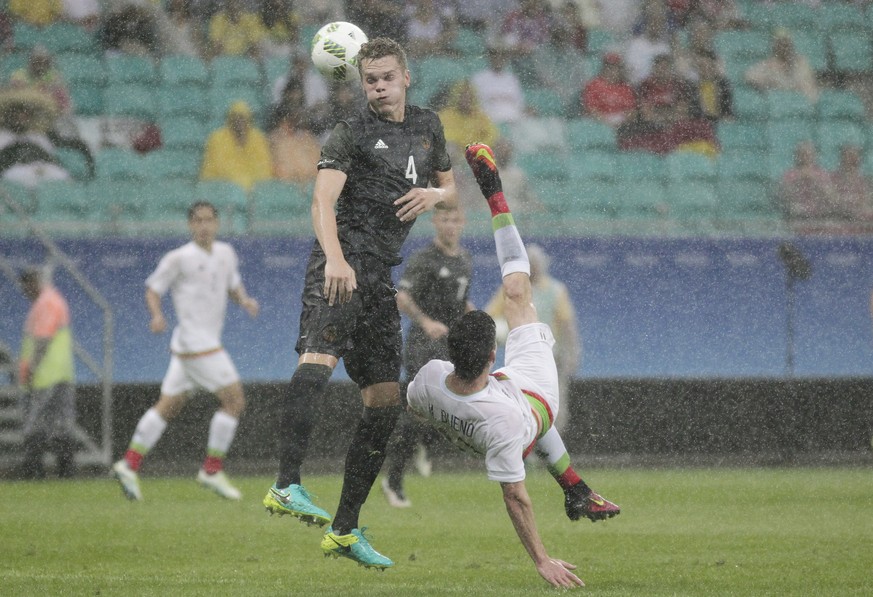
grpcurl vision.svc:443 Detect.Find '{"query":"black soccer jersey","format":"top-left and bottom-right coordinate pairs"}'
top-left (317, 104), bottom-right (452, 266)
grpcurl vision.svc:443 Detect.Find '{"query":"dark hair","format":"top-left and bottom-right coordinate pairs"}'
top-left (448, 311), bottom-right (496, 381)
top-left (357, 37), bottom-right (408, 73)
top-left (188, 201), bottom-right (218, 220)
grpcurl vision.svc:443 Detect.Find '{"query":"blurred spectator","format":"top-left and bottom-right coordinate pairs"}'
top-left (9, 0), bottom-right (62, 28)
top-left (268, 87), bottom-right (320, 184)
top-left (159, 0), bottom-right (204, 58)
top-left (438, 79), bottom-right (500, 153)
top-left (553, 1), bottom-right (589, 51)
top-left (624, 1), bottom-right (672, 85)
top-left (778, 140), bottom-right (837, 223)
top-left (500, 0), bottom-right (554, 57)
top-left (689, 51), bottom-right (733, 123)
top-left (637, 53), bottom-right (692, 120)
top-left (9, 46), bottom-right (73, 121)
top-left (470, 44), bottom-right (526, 124)
top-left (259, 0), bottom-right (300, 59)
top-left (0, 88), bottom-right (71, 188)
top-left (492, 136), bottom-right (545, 215)
top-left (270, 52), bottom-right (330, 113)
top-left (744, 28), bottom-right (819, 103)
top-left (685, 0), bottom-right (746, 31)
top-left (530, 8), bottom-right (589, 114)
top-left (200, 100), bottom-right (272, 192)
top-left (674, 19), bottom-right (725, 81)
top-left (207, 0), bottom-right (265, 59)
top-left (62, 0), bottom-right (101, 30)
top-left (404, 0), bottom-right (457, 59)
top-left (485, 243), bottom-right (580, 431)
top-left (98, 4), bottom-right (160, 57)
top-left (345, 0), bottom-right (406, 42)
top-left (582, 52), bottom-right (637, 127)
top-left (0, 12), bottom-right (11, 55)
top-left (829, 144), bottom-right (873, 222)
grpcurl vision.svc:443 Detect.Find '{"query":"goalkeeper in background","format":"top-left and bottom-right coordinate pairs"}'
top-left (407, 142), bottom-right (620, 589)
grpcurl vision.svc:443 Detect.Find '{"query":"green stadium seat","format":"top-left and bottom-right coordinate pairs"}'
top-left (732, 88), bottom-right (769, 121)
top-left (57, 54), bottom-right (106, 85)
top-left (106, 55), bottom-right (157, 85)
top-left (452, 27), bottom-right (486, 57)
top-left (249, 180), bottom-right (312, 234)
top-left (0, 51), bottom-right (27, 81)
top-left (766, 90), bottom-right (815, 121)
top-left (717, 150), bottom-right (770, 182)
top-left (568, 149), bottom-right (616, 181)
top-left (716, 179), bottom-right (778, 220)
top-left (41, 22), bottom-right (96, 54)
top-left (160, 117), bottom-right (209, 150)
top-left (613, 152), bottom-right (665, 181)
top-left (525, 88), bottom-right (565, 117)
top-left (791, 31), bottom-right (828, 72)
top-left (612, 181), bottom-right (667, 220)
top-left (56, 147), bottom-right (92, 180)
top-left (718, 122), bottom-right (767, 151)
top-left (94, 148), bottom-right (147, 180)
top-left (34, 181), bottom-right (101, 234)
top-left (137, 179), bottom-right (197, 234)
top-left (160, 55), bottom-right (209, 87)
top-left (565, 118), bottom-right (616, 151)
top-left (156, 85), bottom-right (209, 120)
top-left (830, 32), bottom-right (873, 73)
top-left (68, 83), bottom-right (104, 116)
top-left (144, 149), bottom-right (202, 180)
top-left (207, 86), bottom-right (264, 124)
top-left (665, 151), bottom-right (716, 181)
top-left (765, 3), bottom-right (817, 31)
top-left (766, 121), bottom-right (815, 165)
top-left (817, 90), bottom-right (866, 121)
top-left (586, 29), bottom-right (614, 56)
top-left (713, 30), bottom-right (771, 62)
top-left (816, 122), bottom-right (865, 168)
top-left (0, 181), bottom-right (36, 214)
top-left (88, 179), bottom-right (150, 233)
top-left (210, 56), bottom-right (262, 88)
top-left (665, 181), bottom-right (717, 219)
top-left (103, 83), bottom-right (157, 120)
top-left (264, 56), bottom-right (290, 88)
top-left (12, 22), bottom-right (42, 50)
top-left (194, 180), bottom-right (248, 214)
top-left (818, 4), bottom-right (866, 32)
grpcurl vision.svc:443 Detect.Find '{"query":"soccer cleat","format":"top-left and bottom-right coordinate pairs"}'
top-left (321, 526), bottom-right (394, 570)
top-left (263, 483), bottom-right (331, 527)
top-left (464, 142), bottom-right (503, 199)
top-left (380, 477), bottom-right (412, 508)
top-left (111, 459), bottom-right (143, 501)
top-left (197, 469), bottom-right (242, 500)
top-left (565, 487), bottom-right (621, 522)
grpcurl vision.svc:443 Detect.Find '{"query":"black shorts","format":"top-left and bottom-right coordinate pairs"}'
top-left (296, 250), bottom-right (402, 389)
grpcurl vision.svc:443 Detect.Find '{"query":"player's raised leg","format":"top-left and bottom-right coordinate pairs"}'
top-left (196, 381), bottom-right (245, 500)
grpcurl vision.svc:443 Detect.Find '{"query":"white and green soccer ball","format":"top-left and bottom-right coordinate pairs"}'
top-left (310, 21), bottom-right (369, 81)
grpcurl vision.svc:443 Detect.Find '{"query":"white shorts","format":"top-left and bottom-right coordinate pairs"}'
top-left (160, 349), bottom-right (240, 396)
top-left (503, 322), bottom-right (560, 414)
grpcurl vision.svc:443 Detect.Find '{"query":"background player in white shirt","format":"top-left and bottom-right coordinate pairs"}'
top-left (407, 143), bottom-right (619, 589)
top-left (112, 201), bottom-right (259, 501)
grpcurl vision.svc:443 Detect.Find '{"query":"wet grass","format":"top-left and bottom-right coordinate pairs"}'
top-left (1, 467), bottom-right (871, 596)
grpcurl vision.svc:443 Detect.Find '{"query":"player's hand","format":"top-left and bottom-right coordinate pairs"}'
top-left (535, 558), bottom-right (585, 589)
top-left (465, 142), bottom-right (503, 199)
top-left (394, 187), bottom-right (443, 223)
top-left (324, 256), bottom-right (357, 306)
top-left (421, 318), bottom-right (449, 340)
top-left (150, 314), bottom-right (167, 334)
top-left (242, 297), bottom-right (260, 318)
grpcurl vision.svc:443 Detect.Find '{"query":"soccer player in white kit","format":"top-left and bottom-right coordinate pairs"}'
top-left (112, 201), bottom-right (259, 501)
top-left (407, 144), bottom-right (619, 589)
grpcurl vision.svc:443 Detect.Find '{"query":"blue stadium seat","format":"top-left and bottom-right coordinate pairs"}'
top-left (160, 55), bottom-right (209, 87)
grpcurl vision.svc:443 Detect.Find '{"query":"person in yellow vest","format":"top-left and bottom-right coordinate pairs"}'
top-left (200, 100), bottom-right (272, 192)
top-left (17, 268), bottom-right (76, 479)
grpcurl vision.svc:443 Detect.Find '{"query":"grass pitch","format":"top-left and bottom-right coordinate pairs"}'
top-left (1, 467), bottom-right (871, 596)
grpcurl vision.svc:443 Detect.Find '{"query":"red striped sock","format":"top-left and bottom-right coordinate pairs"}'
top-left (203, 455), bottom-right (223, 475)
top-left (124, 449), bottom-right (144, 472)
top-left (487, 191), bottom-right (510, 217)
top-left (556, 467), bottom-right (583, 491)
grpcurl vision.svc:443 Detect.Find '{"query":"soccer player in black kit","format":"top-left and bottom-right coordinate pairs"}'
top-left (381, 204), bottom-right (474, 508)
top-left (263, 37), bottom-right (457, 569)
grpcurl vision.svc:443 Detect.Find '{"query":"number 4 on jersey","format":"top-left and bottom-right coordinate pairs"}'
top-left (405, 155), bottom-right (417, 185)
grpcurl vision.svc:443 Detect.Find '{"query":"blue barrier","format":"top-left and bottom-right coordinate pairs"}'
top-left (2, 236), bottom-right (872, 381)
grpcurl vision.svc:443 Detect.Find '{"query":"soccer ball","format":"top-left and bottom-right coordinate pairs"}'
top-left (310, 21), bottom-right (368, 82)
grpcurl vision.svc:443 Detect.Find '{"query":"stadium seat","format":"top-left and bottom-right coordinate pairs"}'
top-left (159, 117), bottom-right (209, 150)
top-left (155, 85), bottom-right (209, 120)
top-left (716, 179), bottom-right (778, 220)
top-left (565, 118), bottom-right (616, 151)
top-left (106, 55), bottom-right (157, 85)
top-left (665, 152), bottom-right (716, 181)
top-left (69, 83), bottom-right (104, 116)
top-left (210, 56), bottom-right (262, 88)
top-left (613, 152), bottom-right (665, 182)
top-left (207, 86), bottom-right (264, 124)
top-left (0, 181), bottom-right (36, 214)
top-left (517, 151), bottom-right (569, 182)
top-left (766, 121), bottom-right (815, 166)
top-left (568, 149), bottom-right (616, 181)
top-left (57, 54), bottom-right (106, 86)
top-left (194, 180), bottom-right (248, 217)
top-left (525, 88), bottom-right (565, 118)
top-left (816, 122), bottom-right (865, 168)
top-left (766, 90), bottom-right (815, 121)
top-left (34, 181), bottom-right (101, 234)
top-left (144, 148), bottom-right (202, 180)
top-left (56, 147), bottom-right (92, 181)
top-left (718, 122), bottom-right (767, 151)
top-left (137, 179), bottom-right (198, 234)
top-left (452, 27), bottom-right (486, 57)
top-left (0, 51), bottom-right (27, 81)
top-left (586, 29), bottom-right (614, 57)
top-left (732, 88), bottom-right (769, 121)
top-left (791, 31), bottom-right (828, 72)
top-left (94, 148), bottom-right (147, 180)
top-left (41, 22), bottom-right (96, 54)
top-left (160, 55), bottom-right (209, 87)
top-left (817, 90), bottom-right (867, 121)
top-left (249, 180), bottom-right (312, 234)
top-left (764, 3), bottom-right (817, 32)
top-left (88, 179), bottom-right (150, 233)
top-left (665, 181), bottom-right (717, 220)
top-left (818, 4), bottom-right (865, 32)
top-left (11, 22), bottom-right (42, 50)
top-left (103, 83), bottom-right (157, 120)
top-left (717, 150), bottom-right (770, 182)
top-left (713, 30), bottom-right (771, 63)
top-left (264, 56), bottom-right (289, 89)
top-left (612, 181), bottom-right (667, 220)
top-left (829, 32), bottom-right (873, 73)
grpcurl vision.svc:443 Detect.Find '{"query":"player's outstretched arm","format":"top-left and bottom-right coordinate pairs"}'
top-left (501, 481), bottom-right (585, 589)
top-left (312, 168), bottom-right (356, 306)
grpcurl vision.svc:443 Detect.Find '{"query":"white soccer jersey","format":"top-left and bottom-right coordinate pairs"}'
top-left (146, 241), bottom-right (242, 354)
top-left (407, 360), bottom-right (539, 483)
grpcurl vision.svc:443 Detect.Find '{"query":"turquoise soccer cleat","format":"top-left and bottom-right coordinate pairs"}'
top-left (321, 526), bottom-right (394, 570)
top-left (263, 483), bottom-right (331, 527)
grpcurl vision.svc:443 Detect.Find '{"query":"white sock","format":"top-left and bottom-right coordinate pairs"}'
top-left (130, 407), bottom-right (167, 454)
top-left (492, 215), bottom-right (530, 278)
top-left (533, 426), bottom-right (568, 467)
top-left (206, 410), bottom-right (239, 457)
